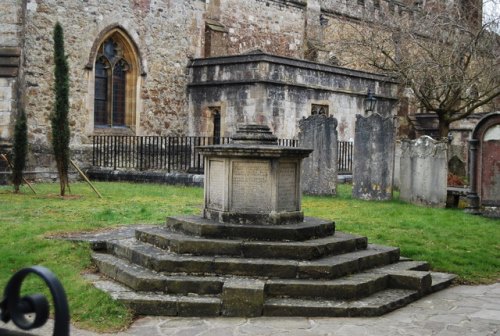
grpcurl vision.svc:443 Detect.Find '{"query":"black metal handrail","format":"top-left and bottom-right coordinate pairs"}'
top-left (1, 266), bottom-right (70, 336)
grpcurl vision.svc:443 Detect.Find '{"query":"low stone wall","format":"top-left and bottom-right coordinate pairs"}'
top-left (399, 136), bottom-right (448, 207)
top-left (86, 168), bottom-right (204, 187)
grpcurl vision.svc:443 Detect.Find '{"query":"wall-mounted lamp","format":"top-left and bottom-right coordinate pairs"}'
top-left (320, 14), bottom-right (329, 26)
top-left (364, 89), bottom-right (377, 113)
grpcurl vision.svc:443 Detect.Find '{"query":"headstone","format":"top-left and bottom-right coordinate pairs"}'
top-left (352, 113), bottom-right (394, 200)
top-left (298, 115), bottom-right (338, 195)
top-left (399, 136), bottom-right (448, 207)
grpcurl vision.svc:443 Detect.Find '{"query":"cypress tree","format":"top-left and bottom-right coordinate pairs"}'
top-left (12, 109), bottom-right (27, 193)
top-left (52, 22), bottom-right (70, 196)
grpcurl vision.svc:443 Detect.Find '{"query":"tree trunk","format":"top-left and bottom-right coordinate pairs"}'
top-left (438, 120), bottom-right (450, 139)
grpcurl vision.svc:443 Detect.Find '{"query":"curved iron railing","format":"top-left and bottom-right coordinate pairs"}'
top-left (1, 266), bottom-right (70, 336)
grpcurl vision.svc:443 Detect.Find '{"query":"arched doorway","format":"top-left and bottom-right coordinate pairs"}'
top-left (468, 112), bottom-right (500, 213)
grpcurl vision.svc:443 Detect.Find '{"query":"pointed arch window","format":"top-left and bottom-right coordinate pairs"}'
top-left (94, 37), bottom-right (131, 128)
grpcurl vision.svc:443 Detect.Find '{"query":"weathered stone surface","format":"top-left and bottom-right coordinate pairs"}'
top-left (299, 115), bottom-right (338, 195)
top-left (222, 279), bottom-right (265, 317)
top-left (165, 215), bottom-right (335, 241)
top-left (188, 52), bottom-right (398, 142)
top-left (352, 113), bottom-right (395, 201)
top-left (199, 125), bottom-right (312, 225)
top-left (136, 226), bottom-right (363, 260)
top-left (399, 136), bottom-right (448, 207)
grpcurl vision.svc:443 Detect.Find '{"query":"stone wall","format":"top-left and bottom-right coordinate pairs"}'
top-left (3, 0), bottom-right (478, 177)
top-left (352, 113), bottom-right (395, 200)
top-left (0, 0), bottom-right (24, 146)
top-left (298, 114), bottom-right (338, 195)
top-left (399, 136), bottom-right (448, 207)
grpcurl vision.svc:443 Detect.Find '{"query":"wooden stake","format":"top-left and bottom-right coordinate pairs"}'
top-left (0, 153), bottom-right (37, 194)
top-left (70, 159), bottom-right (102, 198)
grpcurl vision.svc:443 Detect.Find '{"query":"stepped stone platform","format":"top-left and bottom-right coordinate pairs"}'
top-left (75, 125), bottom-right (455, 317)
top-left (72, 220), bottom-right (456, 318)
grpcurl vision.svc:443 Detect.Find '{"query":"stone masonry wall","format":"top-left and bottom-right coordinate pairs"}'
top-left (6, 0), bottom-right (470, 176)
top-left (0, 0), bottom-right (24, 145)
top-left (18, 0), bottom-right (206, 174)
top-left (188, 52), bottom-right (398, 141)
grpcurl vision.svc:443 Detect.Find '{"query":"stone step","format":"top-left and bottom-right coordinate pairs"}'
top-left (263, 288), bottom-right (419, 317)
top-left (266, 262), bottom-right (435, 300)
top-left (92, 252), bottom-right (224, 295)
top-left (93, 252), bottom-right (424, 299)
top-left (92, 278), bottom-right (222, 317)
top-left (165, 215), bottom-right (335, 241)
top-left (106, 238), bottom-right (400, 280)
top-left (90, 266), bottom-right (454, 317)
top-left (429, 272), bottom-right (457, 293)
top-left (136, 227), bottom-right (367, 260)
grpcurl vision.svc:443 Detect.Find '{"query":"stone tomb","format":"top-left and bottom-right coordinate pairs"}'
top-left (199, 124), bottom-right (312, 225)
top-left (86, 124), bottom-right (456, 318)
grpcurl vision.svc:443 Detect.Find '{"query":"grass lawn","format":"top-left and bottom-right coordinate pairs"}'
top-left (0, 181), bottom-right (498, 332)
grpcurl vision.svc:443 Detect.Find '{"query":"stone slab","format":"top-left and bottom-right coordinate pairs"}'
top-left (222, 279), bottom-right (265, 317)
top-left (165, 215), bottom-right (335, 241)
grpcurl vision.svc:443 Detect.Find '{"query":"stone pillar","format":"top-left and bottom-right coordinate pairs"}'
top-left (465, 139), bottom-right (481, 214)
top-left (399, 136), bottom-right (448, 207)
top-left (299, 115), bottom-right (338, 195)
top-left (352, 113), bottom-right (395, 200)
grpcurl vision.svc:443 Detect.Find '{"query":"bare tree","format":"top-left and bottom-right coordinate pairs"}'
top-left (330, 0), bottom-right (500, 138)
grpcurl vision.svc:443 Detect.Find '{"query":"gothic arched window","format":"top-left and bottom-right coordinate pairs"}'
top-left (94, 36), bottom-right (132, 128)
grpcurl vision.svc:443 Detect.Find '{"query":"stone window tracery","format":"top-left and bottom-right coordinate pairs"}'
top-left (92, 30), bottom-right (139, 131)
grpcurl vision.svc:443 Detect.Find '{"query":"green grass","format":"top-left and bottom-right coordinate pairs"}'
top-left (0, 182), bottom-right (498, 331)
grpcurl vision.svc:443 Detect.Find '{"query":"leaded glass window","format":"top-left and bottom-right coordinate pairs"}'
top-left (94, 37), bottom-right (130, 128)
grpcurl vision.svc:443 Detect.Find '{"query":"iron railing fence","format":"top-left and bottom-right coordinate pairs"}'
top-left (92, 135), bottom-right (353, 174)
top-left (337, 140), bottom-right (354, 174)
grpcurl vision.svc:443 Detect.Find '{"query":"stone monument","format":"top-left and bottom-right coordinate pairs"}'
top-left (198, 124), bottom-right (313, 225)
top-left (86, 123), bottom-right (456, 318)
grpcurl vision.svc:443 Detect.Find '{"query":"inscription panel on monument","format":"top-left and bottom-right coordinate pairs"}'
top-left (208, 159), bottom-right (225, 210)
top-left (278, 162), bottom-right (297, 211)
top-left (231, 160), bottom-right (272, 213)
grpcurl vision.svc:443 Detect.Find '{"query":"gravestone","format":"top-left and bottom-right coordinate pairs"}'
top-left (399, 136), bottom-right (448, 207)
top-left (352, 113), bottom-right (394, 200)
top-left (298, 115), bottom-right (338, 195)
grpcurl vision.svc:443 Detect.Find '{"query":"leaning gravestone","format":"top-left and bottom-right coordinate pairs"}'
top-left (298, 115), bottom-right (338, 195)
top-left (399, 136), bottom-right (448, 207)
top-left (352, 113), bottom-right (395, 200)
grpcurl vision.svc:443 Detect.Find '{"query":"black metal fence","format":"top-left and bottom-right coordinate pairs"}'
top-left (92, 135), bottom-right (353, 174)
top-left (338, 140), bottom-right (354, 174)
